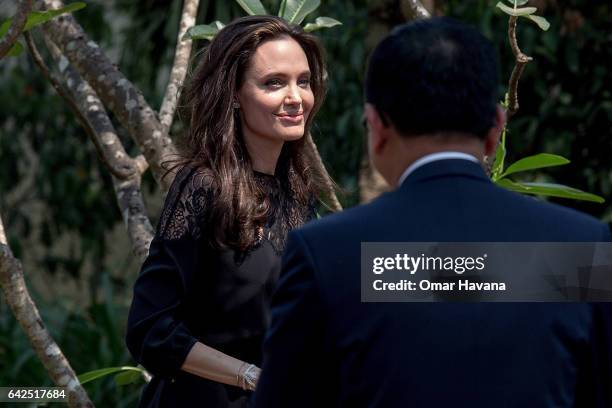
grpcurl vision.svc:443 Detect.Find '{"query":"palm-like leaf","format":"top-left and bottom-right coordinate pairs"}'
top-left (235, 0), bottom-right (267, 16)
top-left (280, 0), bottom-right (321, 24)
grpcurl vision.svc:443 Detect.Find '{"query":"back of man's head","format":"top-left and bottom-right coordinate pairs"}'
top-left (365, 17), bottom-right (499, 139)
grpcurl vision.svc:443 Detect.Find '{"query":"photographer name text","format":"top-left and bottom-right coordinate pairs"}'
top-left (371, 253), bottom-right (506, 292)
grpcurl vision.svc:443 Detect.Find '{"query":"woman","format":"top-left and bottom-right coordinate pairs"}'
top-left (126, 15), bottom-right (331, 407)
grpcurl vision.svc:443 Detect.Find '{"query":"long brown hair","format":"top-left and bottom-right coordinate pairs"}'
top-left (167, 15), bottom-right (329, 251)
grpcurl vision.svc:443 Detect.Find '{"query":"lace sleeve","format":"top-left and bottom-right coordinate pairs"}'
top-left (157, 166), bottom-right (214, 241)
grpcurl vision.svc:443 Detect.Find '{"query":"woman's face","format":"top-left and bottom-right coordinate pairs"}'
top-left (237, 36), bottom-right (314, 147)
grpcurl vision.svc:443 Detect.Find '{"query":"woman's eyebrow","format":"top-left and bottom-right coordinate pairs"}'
top-left (260, 72), bottom-right (288, 78)
top-left (259, 70), bottom-right (311, 78)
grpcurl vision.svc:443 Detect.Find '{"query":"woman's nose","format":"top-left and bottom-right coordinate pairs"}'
top-left (284, 84), bottom-right (302, 105)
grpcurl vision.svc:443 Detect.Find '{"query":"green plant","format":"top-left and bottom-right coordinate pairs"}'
top-left (495, 0), bottom-right (550, 30)
top-left (0, 2), bottom-right (86, 57)
top-left (183, 0), bottom-right (342, 41)
top-left (491, 0), bottom-right (604, 204)
top-left (79, 365), bottom-right (148, 386)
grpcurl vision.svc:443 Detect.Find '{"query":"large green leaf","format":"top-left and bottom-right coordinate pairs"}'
top-left (501, 153), bottom-right (570, 178)
top-left (495, 2), bottom-right (537, 16)
top-left (182, 21), bottom-right (224, 41)
top-left (303, 16), bottom-right (342, 32)
top-left (114, 369), bottom-right (144, 386)
top-left (0, 2), bottom-right (86, 38)
top-left (235, 0), bottom-right (267, 16)
top-left (78, 366), bottom-right (144, 385)
top-left (278, 0), bottom-right (287, 17)
top-left (496, 179), bottom-right (605, 203)
top-left (523, 14), bottom-right (551, 31)
top-left (280, 0), bottom-right (321, 25)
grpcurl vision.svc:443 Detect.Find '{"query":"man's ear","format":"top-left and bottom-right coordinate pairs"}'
top-left (365, 103), bottom-right (389, 154)
top-left (484, 104), bottom-right (506, 157)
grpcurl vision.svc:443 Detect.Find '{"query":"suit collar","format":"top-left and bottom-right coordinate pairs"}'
top-left (399, 158), bottom-right (490, 190)
top-left (397, 152), bottom-right (479, 186)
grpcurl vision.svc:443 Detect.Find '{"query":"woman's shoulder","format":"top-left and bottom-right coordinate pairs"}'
top-left (157, 164), bottom-right (216, 241)
top-left (170, 164), bottom-right (216, 195)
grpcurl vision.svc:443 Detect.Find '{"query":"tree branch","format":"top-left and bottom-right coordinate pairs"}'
top-left (0, 216), bottom-right (94, 407)
top-left (507, 16), bottom-right (532, 120)
top-left (0, 0), bottom-right (33, 58)
top-left (159, 0), bottom-right (200, 135)
top-left (401, 0), bottom-right (431, 20)
top-left (112, 176), bottom-right (154, 263)
top-left (26, 31), bottom-right (138, 180)
top-left (40, 33), bottom-right (155, 260)
top-left (485, 15), bottom-right (533, 175)
top-left (39, 0), bottom-right (177, 191)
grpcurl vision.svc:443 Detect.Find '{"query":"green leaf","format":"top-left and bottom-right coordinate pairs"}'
top-left (78, 366), bottom-right (144, 385)
top-left (278, 0), bottom-right (287, 17)
top-left (182, 22), bottom-right (223, 41)
top-left (0, 21), bottom-right (10, 38)
top-left (523, 14), bottom-right (550, 31)
top-left (491, 127), bottom-right (507, 181)
top-left (303, 16), bottom-right (342, 32)
top-left (495, 2), bottom-right (537, 16)
top-left (505, 0), bottom-right (529, 5)
top-left (280, 0), bottom-right (321, 25)
top-left (501, 153), bottom-right (570, 178)
top-left (0, 2), bottom-right (87, 38)
top-left (235, 0), bottom-right (267, 16)
top-left (6, 41), bottom-right (23, 57)
top-left (114, 370), bottom-right (144, 386)
top-left (496, 179), bottom-right (605, 203)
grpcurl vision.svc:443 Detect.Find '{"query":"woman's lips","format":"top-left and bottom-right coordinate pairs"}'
top-left (275, 113), bottom-right (304, 124)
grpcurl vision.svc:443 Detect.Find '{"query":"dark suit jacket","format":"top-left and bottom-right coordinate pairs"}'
top-left (253, 159), bottom-right (612, 408)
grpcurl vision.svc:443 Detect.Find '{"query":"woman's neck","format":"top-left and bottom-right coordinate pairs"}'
top-left (245, 137), bottom-right (284, 175)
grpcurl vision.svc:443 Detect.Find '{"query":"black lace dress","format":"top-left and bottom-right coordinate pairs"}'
top-left (126, 165), bottom-right (314, 407)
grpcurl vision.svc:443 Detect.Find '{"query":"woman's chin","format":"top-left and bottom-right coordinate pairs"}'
top-left (278, 128), bottom-right (306, 141)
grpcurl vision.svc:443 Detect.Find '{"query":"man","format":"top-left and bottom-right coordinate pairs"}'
top-left (253, 18), bottom-right (611, 407)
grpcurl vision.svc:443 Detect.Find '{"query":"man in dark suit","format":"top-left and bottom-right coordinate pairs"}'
top-left (253, 17), bottom-right (612, 407)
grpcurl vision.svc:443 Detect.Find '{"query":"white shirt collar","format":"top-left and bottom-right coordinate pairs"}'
top-left (397, 151), bottom-right (480, 187)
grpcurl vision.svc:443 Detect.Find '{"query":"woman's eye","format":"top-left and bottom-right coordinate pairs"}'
top-left (298, 78), bottom-right (311, 87)
top-left (265, 79), bottom-right (283, 87)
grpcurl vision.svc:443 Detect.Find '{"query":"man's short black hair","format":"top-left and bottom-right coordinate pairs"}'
top-left (365, 17), bottom-right (499, 139)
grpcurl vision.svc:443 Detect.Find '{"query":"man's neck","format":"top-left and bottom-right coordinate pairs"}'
top-left (388, 134), bottom-right (486, 186)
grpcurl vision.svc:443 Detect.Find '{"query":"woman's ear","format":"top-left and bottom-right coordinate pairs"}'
top-left (365, 103), bottom-right (389, 155)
